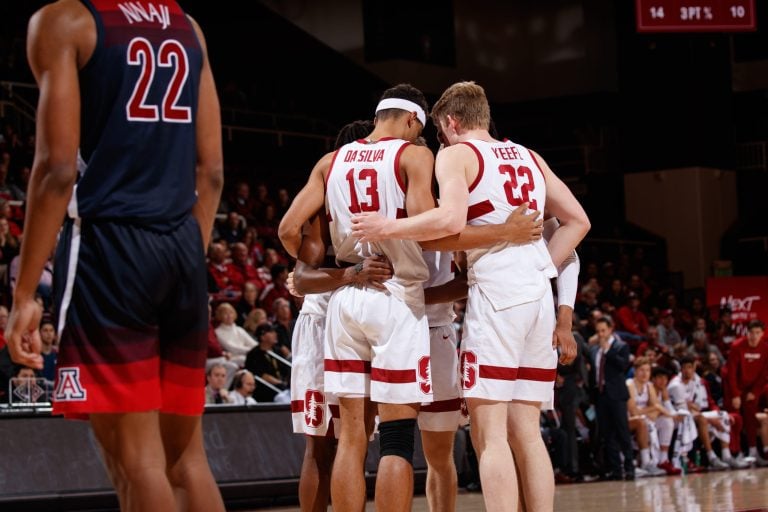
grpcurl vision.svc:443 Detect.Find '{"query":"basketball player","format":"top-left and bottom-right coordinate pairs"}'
top-left (351, 81), bottom-right (590, 512)
top-left (6, 2), bottom-right (224, 511)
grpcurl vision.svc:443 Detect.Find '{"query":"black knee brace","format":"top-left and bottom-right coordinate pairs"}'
top-left (378, 418), bottom-right (416, 465)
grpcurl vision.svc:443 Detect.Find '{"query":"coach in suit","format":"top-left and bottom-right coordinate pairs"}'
top-left (590, 316), bottom-right (634, 480)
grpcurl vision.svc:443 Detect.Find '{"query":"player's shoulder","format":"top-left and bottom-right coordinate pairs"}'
top-left (32, 0), bottom-right (89, 27)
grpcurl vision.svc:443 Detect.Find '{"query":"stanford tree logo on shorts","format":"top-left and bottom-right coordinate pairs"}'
top-left (461, 351), bottom-right (478, 390)
top-left (54, 367), bottom-right (87, 401)
top-left (418, 356), bottom-right (432, 394)
top-left (304, 389), bottom-right (325, 428)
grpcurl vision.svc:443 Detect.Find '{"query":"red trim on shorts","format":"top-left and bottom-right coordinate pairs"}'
top-left (393, 142), bottom-right (411, 194)
top-left (479, 365), bottom-right (556, 382)
top-left (291, 400), bottom-right (304, 413)
top-left (371, 367), bottom-right (416, 383)
top-left (329, 404), bottom-right (340, 418)
top-left (420, 397), bottom-right (461, 413)
top-left (324, 359), bottom-right (371, 374)
top-left (467, 199), bottom-right (495, 221)
top-left (461, 142), bottom-right (484, 192)
top-left (396, 207), bottom-right (407, 219)
top-left (324, 149), bottom-right (341, 189)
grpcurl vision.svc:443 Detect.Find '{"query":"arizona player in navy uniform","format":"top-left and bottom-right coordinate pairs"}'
top-left (6, 1), bottom-right (225, 510)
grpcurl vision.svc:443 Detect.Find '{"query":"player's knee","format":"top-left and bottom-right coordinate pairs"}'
top-left (379, 418), bottom-right (417, 466)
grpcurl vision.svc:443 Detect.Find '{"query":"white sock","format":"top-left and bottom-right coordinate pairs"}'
top-left (640, 448), bottom-right (651, 467)
top-left (659, 449), bottom-right (669, 463)
top-left (707, 450), bottom-right (717, 462)
top-left (749, 446), bottom-right (758, 458)
top-left (721, 449), bottom-right (732, 461)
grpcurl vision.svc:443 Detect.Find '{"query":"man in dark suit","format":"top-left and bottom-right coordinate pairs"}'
top-left (590, 316), bottom-right (634, 480)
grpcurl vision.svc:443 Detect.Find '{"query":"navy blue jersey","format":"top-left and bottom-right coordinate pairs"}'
top-left (75, 0), bottom-right (202, 227)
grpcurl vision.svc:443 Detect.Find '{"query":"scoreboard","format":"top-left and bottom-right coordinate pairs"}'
top-left (636, 0), bottom-right (756, 32)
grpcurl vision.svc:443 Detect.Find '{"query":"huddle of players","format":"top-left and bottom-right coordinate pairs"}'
top-left (278, 82), bottom-right (590, 512)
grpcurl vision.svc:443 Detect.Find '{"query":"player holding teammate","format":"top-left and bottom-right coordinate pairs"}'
top-left (6, 1), bottom-right (224, 510)
top-left (352, 81), bottom-right (590, 511)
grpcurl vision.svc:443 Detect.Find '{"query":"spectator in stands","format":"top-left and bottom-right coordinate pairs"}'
top-left (625, 357), bottom-right (665, 476)
top-left (245, 324), bottom-right (289, 403)
top-left (229, 242), bottom-right (265, 293)
top-left (714, 307), bottom-right (738, 355)
top-left (589, 316), bottom-right (634, 480)
top-left (0, 216), bottom-right (19, 271)
top-left (0, 198), bottom-right (22, 236)
top-left (649, 367), bottom-right (682, 475)
top-left (221, 211), bottom-right (245, 245)
top-left (206, 305), bottom-right (238, 389)
top-left (0, 152), bottom-right (26, 204)
top-left (600, 278), bottom-right (625, 313)
top-left (257, 247), bottom-right (280, 285)
top-left (669, 357), bottom-right (731, 470)
top-left (275, 187), bottom-right (291, 218)
top-left (253, 183), bottom-right (273, 222)
top-left (627, 273), bottom-right (651, 302)
top-left (229, 369), bottom-right (257, 405)
top-left (615, 291), bottom-right (649, 347)
top-left (261, 264), bottom-right (291, 316)
top-left (726, 319), bottom-right (768, 463)
top-left (686, 329), bottom-right (724, 364)
top-left (39, 320), bottom-right (57, 385)
top-left (689, 297), bottom-right (714, 332)
top-left (10, 365), bottom-right (44, 403)
top-left (657, 309), bottom-right (682, 348)
top-left (230, 182), bottom-right (257, 224)
top-left (205, 364), bottom-right (234, 405)
top-left (242, 226), bottom-right (265, 267)
top-left (207, 242), bottom-right (234, 294)
top-left (243, 307), bottom-right (269, 338)
top-left (257, 203), bottom-right (280, 241)
top-left (663, 292), bottom-right (693, 339)
top-left (9, 254), bottom-right (54, 310)
top-left (271, 297), bottom-right (294, 359)
top-left (214, 302), bottom-right (258, 367)
top-left (236, 282), bottom-right (261, 325)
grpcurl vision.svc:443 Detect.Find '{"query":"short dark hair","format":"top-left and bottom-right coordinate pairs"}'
top-left (651, 366), bottom-right (670, 379)
top-left (596, 315), bottom-right (613, 328)
top-left (271, 263), bottom-right (287, 280)
top-left (334, 120), bottom-right (374, 149)
top-left (376, 83), bottom-right (428, 124)
top-left (679, 356), bottom-right (696, 367)
top-left (748, 319), bottom-right (765, 330)
top-left (254, 323), bottom-right (276, 340)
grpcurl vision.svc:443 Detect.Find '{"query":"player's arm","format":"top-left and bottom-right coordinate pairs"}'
top-left (292, 214), bottom-right (392, 295)
top-left (351, 144), bottom-right (468, 241)
top-left (277, 153), bottom-right (332, 258)
top-left (7, 4), bottom-right (86, 368)
top-left (534, 150), bottom-right (590, 268)
top-left (419, 203), bottom-right (543, 251)
top-left (188, 16), bottom-right (224, 249)
top-left (423, 274), bottom-right (468, 305)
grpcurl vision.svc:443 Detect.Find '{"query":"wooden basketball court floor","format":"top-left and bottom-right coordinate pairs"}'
top-left (265, 468), bottom-right (768, 511)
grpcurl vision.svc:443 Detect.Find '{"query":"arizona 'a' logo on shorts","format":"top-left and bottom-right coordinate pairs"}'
top-left (54, 367), bottom-right (87, 401)
top-left (461, 351), bottom-right (478, 390)
top-left (304, 389), bottom-right (325, 428)
top-left (418, 356), bottom-right (432, 394)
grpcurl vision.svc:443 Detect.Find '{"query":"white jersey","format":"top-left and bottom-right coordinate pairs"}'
top-left (668, 374), bottom-right (709, 411)
top-left (422, 251), bottom-right (455, 328)
top-left (629, 379), bottom-right (650, 409)
top-left (462, 139), bottom-right (557, 309)
top-left (299, 292), bottom-right (331, 317)
top-left (326, 138), bottom-right (428, 306)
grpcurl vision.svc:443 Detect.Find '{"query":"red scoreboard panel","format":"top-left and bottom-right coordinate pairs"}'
top-left (636, 0), bottom-right (756, 32)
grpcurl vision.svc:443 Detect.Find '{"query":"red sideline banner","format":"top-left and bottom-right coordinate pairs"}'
top-left (707, 276), bottom-right (768, 337)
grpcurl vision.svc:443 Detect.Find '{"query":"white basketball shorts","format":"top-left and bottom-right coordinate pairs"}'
top-left (418, 325), bottom-right (462, 432)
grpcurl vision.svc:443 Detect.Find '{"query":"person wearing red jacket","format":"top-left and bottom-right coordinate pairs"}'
top-left (616, 292), bottom-right (649, 338)
top-left (726, 319), bottom-right (768, 461)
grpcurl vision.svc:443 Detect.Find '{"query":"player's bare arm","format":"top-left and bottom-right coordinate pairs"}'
top-left (277, 152), bottom-right (332, 257)
top-left (189, 16), bottom-right (224, 249)
top-left (351, 143), bottom-right (468, 241)
top-left (534, 150), bottom-right (590, 267)
top-left (6, 1), bottom-right (92, 369)
top-left (291, 214), bottom-right (392, 295)
top-left (420, 202), bottom-right (543, 251)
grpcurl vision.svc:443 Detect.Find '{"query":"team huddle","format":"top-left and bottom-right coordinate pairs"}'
top-left (278, 82), bottom-right (590, 511)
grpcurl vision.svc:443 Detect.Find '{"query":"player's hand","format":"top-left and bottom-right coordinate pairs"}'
top-left (6, 298), bottom-right (44, 369)
top-left (732, 397), bottom-right (742, 410)
top-left (350, 255), bottom-right (393, 290)
top-left (554, 325), bottom-right (577, 365)
top-left (286, 271), bottom-right (303, 297)
top-left (350, 213), bottom-right (393, 242)
top-left (502, 203), bottom-right (543, 244)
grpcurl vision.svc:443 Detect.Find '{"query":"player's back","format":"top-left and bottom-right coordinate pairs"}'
top-left (463, 138), bottom-right (557, 309)
top-left (325, 138), bottom-right (428, 306)
top-left (74, 0), bottom-right (202, 227)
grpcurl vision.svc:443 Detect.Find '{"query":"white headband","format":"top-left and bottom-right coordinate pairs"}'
top-left (375, 98), bottom-right (426, 126)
